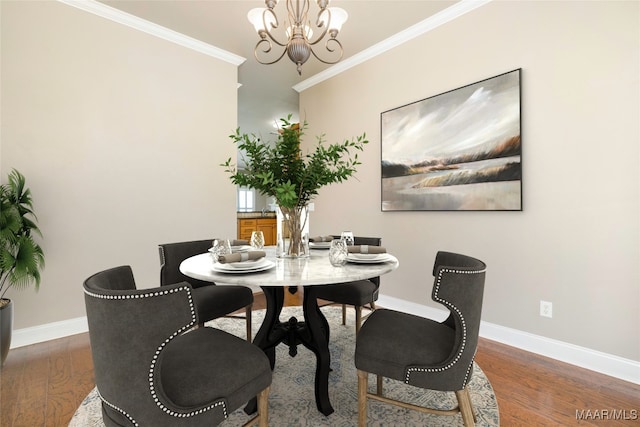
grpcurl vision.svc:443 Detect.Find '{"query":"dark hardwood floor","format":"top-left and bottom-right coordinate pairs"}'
top-left (2, 291), bottom-right (638, 426)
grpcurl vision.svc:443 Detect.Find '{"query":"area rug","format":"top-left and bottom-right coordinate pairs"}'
top-left (70, 306), bottom-right (499, 426)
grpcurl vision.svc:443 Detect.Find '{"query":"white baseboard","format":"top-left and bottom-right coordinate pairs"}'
top-left (376, 295), bottom-right (640, 385)
top-left (11, 296), bottom-right (640, 385)
top-left (11, 316), bottom-right (88, 349)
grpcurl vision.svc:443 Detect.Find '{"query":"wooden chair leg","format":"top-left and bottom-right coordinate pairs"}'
top-left (466, 386), bottom-right (477, 423)
top-left (376, 374), bottom-right (383, 396)
top-left (341, 304), bottom-right (347, 325)
top-left (357, 370), bottom-right (368, 427)
top-left (355, 306), bottom-right (362, 334)
top-left (257, 386), bottom-right (270, 427)
top-left (245, 304), bottom-right (252, 342)
top-left (455, 387), bottom-right (475, 427)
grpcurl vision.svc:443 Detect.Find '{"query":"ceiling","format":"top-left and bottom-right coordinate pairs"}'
top-left (100, 0), bottom-right (456, 138)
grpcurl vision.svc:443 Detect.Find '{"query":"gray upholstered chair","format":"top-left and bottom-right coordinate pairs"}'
top-left (83, 265), bottom-right (271, 427)
top-left (159, 239), bottom-right (253, 339)
top-left (313, 236), bottom-right (382, 333)
top-left (355, 251), bottom-right (486, 426)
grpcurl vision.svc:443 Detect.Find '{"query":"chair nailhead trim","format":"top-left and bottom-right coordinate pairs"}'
top-left (405, 267), bottom-right (486, 386)
top-left (462, 350), bottom-right (477, 386)
top-left (97, 388), bottom-right (139, 426)
top-left (85, 285), bottom-right (226, 419)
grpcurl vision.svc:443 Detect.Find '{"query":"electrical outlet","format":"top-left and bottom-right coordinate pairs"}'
top-left (540, 300), bottom-right (553, 318)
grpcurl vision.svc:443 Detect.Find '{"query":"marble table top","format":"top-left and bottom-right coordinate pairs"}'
top-left (179, 246), bottom-right (399, 289)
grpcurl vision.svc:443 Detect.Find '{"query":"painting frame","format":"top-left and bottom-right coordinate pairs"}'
top-left (381, 69), bottom-right (522, 212)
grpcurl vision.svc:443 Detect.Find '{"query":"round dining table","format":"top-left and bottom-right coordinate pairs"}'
top-left (180, 246), bottom-right (399, 417)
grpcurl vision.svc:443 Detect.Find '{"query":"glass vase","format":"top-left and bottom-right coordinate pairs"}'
top-left (278, 205), bottom-right (309, 258)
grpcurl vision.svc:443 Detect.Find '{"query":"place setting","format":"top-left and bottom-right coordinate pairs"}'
top-left (230, 238), bottom-right (252, 253)
top-left (209, 236), bottom-right (274, 273)
top-left (213, 251), bottom-right (274, 274)
top-left (346, 245), bottom-right (394, 264)
top-left (320, 231), bottom-right (396, 266)
top-left (308, 234), bottom-right (333, 249)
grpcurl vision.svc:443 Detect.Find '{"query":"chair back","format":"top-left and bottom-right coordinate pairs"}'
top-left (158, 239), bottom-right (214, 288)
top-left (83, 266), bottom-right (198, 425)
top-left (412, 251), bottom-right (486, 389)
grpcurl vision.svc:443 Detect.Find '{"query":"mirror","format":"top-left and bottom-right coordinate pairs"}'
top-left (234, 111), bottom-right (300, 214)
top-left (236, 185), bottom-right (277, 213)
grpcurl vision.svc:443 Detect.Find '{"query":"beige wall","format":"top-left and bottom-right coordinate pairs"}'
top-left (300, 1), bottom-right (639, 361)
top-left (2, 0), bottom-right (638, 364)
top-left (1, 2), bottom-right (238, 328)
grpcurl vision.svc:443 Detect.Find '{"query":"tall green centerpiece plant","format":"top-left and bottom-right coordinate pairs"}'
top-left (0, 169), bottom-right (45, 365)
top-left (222, 115), bottom-right (368, 257)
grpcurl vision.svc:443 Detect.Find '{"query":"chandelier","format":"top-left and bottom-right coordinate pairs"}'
top-left (247, 0), bottom-right (348, 75)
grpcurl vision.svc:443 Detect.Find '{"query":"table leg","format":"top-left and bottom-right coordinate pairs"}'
top-left (245, 286), bottom-right (334, 416)
top-left (254, 287), bottom-right (285, 368)
top-left (300, 286), bottom-right (334, 416)
top-left (244, 287), bottom-right (285, 415)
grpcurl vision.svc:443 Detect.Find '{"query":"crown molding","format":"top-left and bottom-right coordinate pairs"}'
top-left (57, 0), bottom-right (246, 66)
top-left (293, 0), bottom-right (492, 93)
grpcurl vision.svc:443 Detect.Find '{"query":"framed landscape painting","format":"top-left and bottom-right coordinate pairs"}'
top-left (381, 69), bottom-right (522, 211)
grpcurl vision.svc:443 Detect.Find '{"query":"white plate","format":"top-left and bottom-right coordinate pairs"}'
top-left (309, 241), bottom-right (332, 249)
top-left (228, 258), bottom-right (264, 268)
top-left (231, 245), bottom-right (252, 253)
top-left (350, 253), bottom-right (383, 260)
top-left (346, 253), bottom-right (393, 264)
top-left (213, 259), bottom-right (275, 273)
top-left (216, 257), bottom-right (269, 270)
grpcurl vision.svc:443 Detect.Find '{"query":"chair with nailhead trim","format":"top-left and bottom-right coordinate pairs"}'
top-left (159, 239), bottom-right (254, 340)
top-left (355, 251), bottom-right (486, 427)
top-left (83, 265), bottom-right (271, 427)
top-left (314, 236), bottom-right (382, 333)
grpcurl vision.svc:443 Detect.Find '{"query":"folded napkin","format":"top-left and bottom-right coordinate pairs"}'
top-left (309, 235), bottom-right (334, 242)
top-left (231, 239), bottom-right (249, 246)
top-left (348, 245), bottom-right (387, 254)
top-left (217, 250), bottom-right (266, 264)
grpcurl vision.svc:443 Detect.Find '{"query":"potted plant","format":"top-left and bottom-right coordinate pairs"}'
top-left (222, 115), bottom-right (368, 257)
top-left (0, 169), bottom-right (45, 366)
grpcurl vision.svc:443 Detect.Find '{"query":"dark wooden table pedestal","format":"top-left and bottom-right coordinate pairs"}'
top-left (244, 285), bottom-right (334, 416)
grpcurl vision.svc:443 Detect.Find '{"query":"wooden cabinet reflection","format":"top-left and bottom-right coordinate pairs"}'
top-left (237, 217), bottom-right (277, 246)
